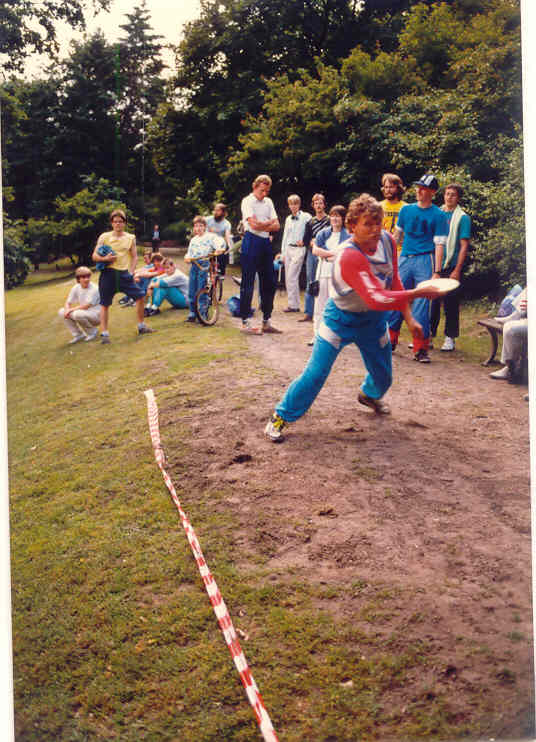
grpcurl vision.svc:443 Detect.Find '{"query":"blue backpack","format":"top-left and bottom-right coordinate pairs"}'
top-left (227, 295), bottom-right (254, 318)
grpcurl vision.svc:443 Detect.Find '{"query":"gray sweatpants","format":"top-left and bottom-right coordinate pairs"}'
top-left (501, 317), bottom-right (528, 364)
top-left (59, 307), bottom-right (100, 337)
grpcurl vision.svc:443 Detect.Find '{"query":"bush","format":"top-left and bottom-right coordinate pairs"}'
top-left (3, 220), bottom-right (31, 289)
top-left (161, 221), bottom-right (190, 244)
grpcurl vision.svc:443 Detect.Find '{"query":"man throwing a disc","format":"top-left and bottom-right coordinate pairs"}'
top-left (388, 174), bottom-right (449, 363)
top-left (264, 194), bottom-right (442, 442)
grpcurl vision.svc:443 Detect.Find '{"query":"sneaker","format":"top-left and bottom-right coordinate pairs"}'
top-left (120, 297), bottom-right (135, 307)
top-left (407, 342), bottom-right (413, 349)
top-left (185, 315), bottom-right (196, 323)
top-left (231, 276), bottom-right (242, 287)
top-left (118, 296), bottom-right (130, 306)
top-left (264, 413), bottom-right (286, 442)
top-left (69, 334), bottom-right (85, 344)
top-left (307, 338), bottom-right (315, 346)
top-left (490, 365), bottom-right (510, 380)
top-left (100, 334), bottom-right (111, 344)
top-left (358, 392), bottom-right (391, 415)
top-left (84, 329), bottom-right (99, 342)
top-left (298, 315), bottom-right (313, 322)
top-left (413, 349), bottom-right (431, 363)
top-left (143, 307), bottom-right (152, 317)
top-left (138, 325), bottom-right (155, 335)
top-left (241, 320), bottom-right (262, 335)
top-left (145, 307), bottom-right (160, 316)
top-left (441, 336), bottom-right (455, 352)
top-left (262, 320), bottom-right (283, 334)
top-left (283, 307), bottom-right (299, 313)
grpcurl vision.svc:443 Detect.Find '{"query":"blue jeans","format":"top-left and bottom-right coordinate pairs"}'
top-left (276, 300), bottom-right (392, 422)
top-left (153, 284), bottom-right (188, 309)
top-left (188, 264), bottom-right (208, 318)
top-left (304, 250), bottom-right (318, 317)
top-left (239, 232), bottom-right (275, 321)
top-left (388, 253), bottom-right (434, 338)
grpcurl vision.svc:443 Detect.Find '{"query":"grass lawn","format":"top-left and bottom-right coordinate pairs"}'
top-left (5, 265), bottom-right (510, 741)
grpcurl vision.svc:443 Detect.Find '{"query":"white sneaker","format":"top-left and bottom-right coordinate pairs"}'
top-left (441, 336), bottom-right (455, 352)
top-left (264, 413), bottom-right (286, 442)
top-left (85, 329), bottom-right (99, 342)
top-left (69, 334), bottom-right (85, 344)
top-left (490, 365), bottom-right (510, 379)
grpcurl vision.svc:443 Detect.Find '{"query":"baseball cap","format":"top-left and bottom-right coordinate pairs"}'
top-left (413, 174), bottom-right (439, 190)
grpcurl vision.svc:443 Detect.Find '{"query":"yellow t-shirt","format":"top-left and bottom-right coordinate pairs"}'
top-left (100, 231), bottom-right (135, 271)
top-left (380, 199), bottom-right (406, 253)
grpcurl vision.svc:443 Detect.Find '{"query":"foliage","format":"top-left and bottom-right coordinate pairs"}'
top-left (3, 217), bottom-right (31, 289)
top-left (30, 175), bottom-right (128, 267)
top-left (0, 0), bottom-right (109, 73)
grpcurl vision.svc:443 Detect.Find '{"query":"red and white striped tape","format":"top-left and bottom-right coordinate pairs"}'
top-left (144, 389), bottom-right (279, 742)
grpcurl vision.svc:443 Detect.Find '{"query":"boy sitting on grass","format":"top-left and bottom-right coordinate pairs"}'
top-left (144, 258), bottom-right (189, 315)
top-left (183, 216), bottom-right (225, 322)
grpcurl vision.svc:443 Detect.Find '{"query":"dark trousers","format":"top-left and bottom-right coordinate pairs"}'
top-left (217, 251), bottom-right (228, 276)
top-left (430, 271), bottom-right (461, 338)
top-left (239, 232), bottom-right (275, 321)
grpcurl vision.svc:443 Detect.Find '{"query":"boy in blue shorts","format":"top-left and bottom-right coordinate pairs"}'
top-left (184, 216), bottom-right (225, 322)
top-left (91, 209), bottom-right (154, 343)
top-left (387, 174), bottom-right (448, 363)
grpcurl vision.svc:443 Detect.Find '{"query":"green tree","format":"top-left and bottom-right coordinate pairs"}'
top-left (0, 0), bottom-right (110, 73)
top-left (3, 217), bottom-right (31, 289)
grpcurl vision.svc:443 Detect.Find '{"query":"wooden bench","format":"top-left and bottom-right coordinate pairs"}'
top-left (477, 318), bottom-right (504, 366)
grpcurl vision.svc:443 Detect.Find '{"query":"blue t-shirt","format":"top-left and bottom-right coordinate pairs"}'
top-left (442, 210), bottom-right (471, 270)
top-left (397, 203), bottom-right (449, 256)
top-left (206, 216), bottom-right (231, 239)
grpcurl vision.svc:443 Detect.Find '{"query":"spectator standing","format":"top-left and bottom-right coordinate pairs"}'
top-left (152, 224), bottom-right (161, 251)
top-left (58, 267), bottom-right (100, 343)
top-left (310, 205), bottom-right (350, 343)
top-left (91, 209), bottom-right (154, 343)
top-left (430, 183), bottom-right (471, 351)
top-left (301, 193), bottom-right (330, 322)
top-left (387, 174), bottom-right (448, 363)
top-left (206, 203), bottom-right (234, 272)
top-left (184, 216), bottom-right (224, 323)
top-left (380, 173), bottom-right (407, 248)
top-left (239, 175), bottom-right (282, 335)
top-left (280, 195), bottom-right (311, 313)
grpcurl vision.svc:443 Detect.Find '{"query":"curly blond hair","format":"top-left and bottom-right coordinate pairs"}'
top-left (345, 194), bottom-right (383, 231)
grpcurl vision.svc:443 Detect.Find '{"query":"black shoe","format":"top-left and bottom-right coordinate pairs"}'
top-left (118, 296), bottom-right (129, 306)
top-left (413, 349), bottom-right (431, 363)
top-left (147, 307), bottom-right (160, 316)
top-left (185, 316), bottom-right (196, 323)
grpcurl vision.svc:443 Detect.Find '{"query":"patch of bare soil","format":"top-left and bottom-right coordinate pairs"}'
top-left (162, 307), bottom-right (533, 739)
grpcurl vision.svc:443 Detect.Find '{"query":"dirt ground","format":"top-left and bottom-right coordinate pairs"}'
top-left (163, 305), bottom-right (533, 739)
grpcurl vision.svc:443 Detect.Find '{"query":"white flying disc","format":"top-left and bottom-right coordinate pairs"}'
top-left (416, 278), bottom-right (460, 294)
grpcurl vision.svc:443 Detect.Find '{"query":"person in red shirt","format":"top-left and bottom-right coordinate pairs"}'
top-left (265, 193), bottom-right (441, 442)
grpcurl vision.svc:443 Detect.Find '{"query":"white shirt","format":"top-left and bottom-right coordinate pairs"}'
top-left (281, 210), bottom-right (312, 256)
top-left (241, 192), bottom-right (278, 239)
top-left (67, 282), bottom-right (100, 307)
top-left (318, 231), bottom-right (343, 279)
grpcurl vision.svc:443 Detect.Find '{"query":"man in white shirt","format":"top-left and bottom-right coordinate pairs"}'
top-left (58, 266), bottom-right (101, 343)
top-left (279, 195), bottom-right (311, 312)
top-left (239, 174), bottom-right (282, 335)
top-left (206, 203), bottom-right (235, 270)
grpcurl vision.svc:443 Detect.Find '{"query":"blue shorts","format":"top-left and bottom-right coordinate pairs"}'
top-left (98, 268), bottom-right (145, 307)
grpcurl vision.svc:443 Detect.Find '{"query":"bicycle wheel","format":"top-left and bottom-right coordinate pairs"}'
top-left (216, 276), bottom-right (224, 302)
top-left (195, 285), bottom-right (219, 325)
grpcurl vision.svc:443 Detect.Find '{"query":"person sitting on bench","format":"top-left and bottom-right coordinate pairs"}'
top-left (490, 288), bottom-right (527, 381)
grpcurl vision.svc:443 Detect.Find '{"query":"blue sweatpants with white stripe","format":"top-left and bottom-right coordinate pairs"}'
top-left (388, 252), bottom-right (434, 338)
top-left (276, 300), bottom-right (392, 423)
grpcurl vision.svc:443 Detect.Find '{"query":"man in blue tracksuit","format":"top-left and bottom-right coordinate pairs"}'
top-left (388, 174), bottom-right (449, 363)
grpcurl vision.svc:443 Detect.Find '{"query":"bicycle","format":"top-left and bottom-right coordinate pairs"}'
top-left (190, 249), bottom-right (227, 326)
